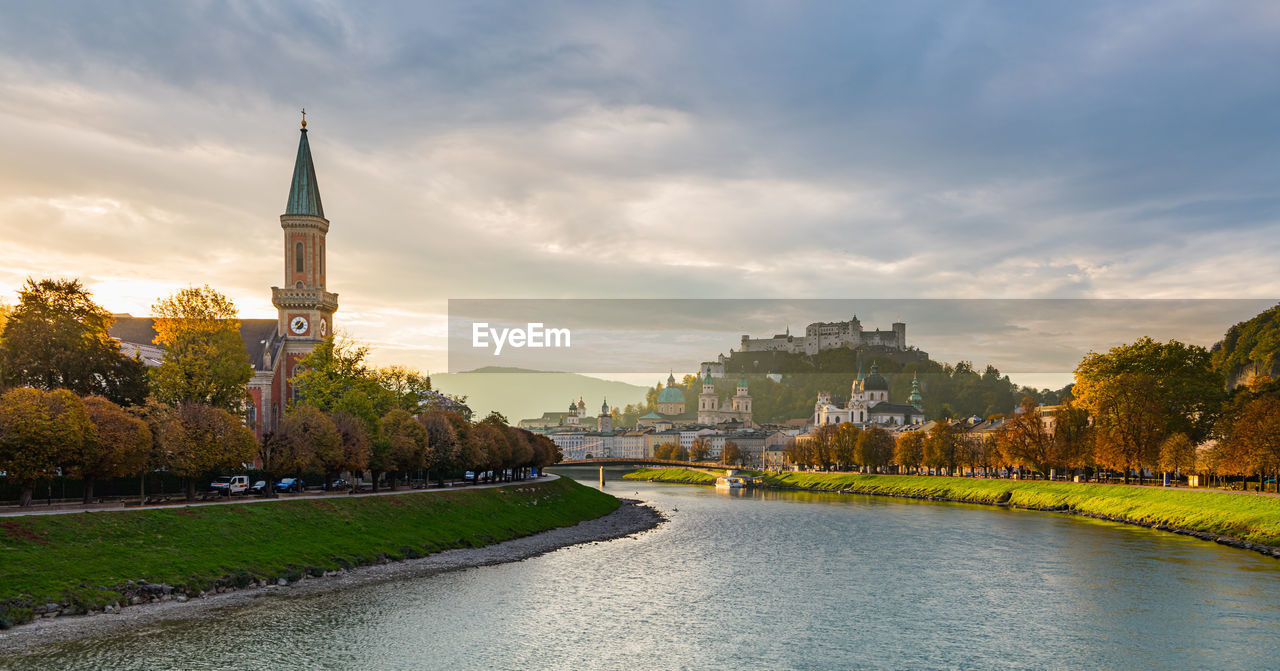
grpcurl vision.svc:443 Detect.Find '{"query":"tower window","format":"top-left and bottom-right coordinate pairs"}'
top-left (295, 241), bottom-right (304, 273)
top-left (318, 244), bottom-right (323, 275)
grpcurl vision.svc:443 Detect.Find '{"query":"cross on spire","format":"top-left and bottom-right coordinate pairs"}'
top-left (300, 107), bottom-right (307, 128)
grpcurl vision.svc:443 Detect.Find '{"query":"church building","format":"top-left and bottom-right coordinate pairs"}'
top-left (812, 360), bottom-right (925, 427)
top-left (110, 118), bottom-right (337, 439)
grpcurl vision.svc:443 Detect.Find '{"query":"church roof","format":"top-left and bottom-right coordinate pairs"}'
top-left (864, 362), bottom-right (889, 391)
top-left (657, 385), bottom-right (685, 404)
top-left (285, 128), bottom-right (325, 218)
top-left (868, 401), bottom-right (923, 416)
top-left (108, 316), bottom-right (281, 372)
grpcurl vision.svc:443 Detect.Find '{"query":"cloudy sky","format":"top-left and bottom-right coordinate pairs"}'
top-left (1, 1), bottom-right (1277, 386)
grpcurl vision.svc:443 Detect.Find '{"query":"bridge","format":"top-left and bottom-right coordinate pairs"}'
top-left (553, 458), bottom-right (725, 469)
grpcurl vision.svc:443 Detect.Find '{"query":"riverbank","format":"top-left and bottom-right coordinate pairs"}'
top-left (0, 476), bottom-right (638, 634)
top-left (624, 468), bottom-right (1280, 557)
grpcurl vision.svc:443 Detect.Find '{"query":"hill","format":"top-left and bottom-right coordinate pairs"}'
top-left (431, 367), bottom-right (648, 422)
top-left (1213, 303), bottom-right (1280, 389)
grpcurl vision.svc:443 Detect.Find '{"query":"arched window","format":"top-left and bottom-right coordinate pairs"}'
top-left (295, 241), bottom-right (304, 273)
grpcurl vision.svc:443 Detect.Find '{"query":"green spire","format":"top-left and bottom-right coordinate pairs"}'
top-left (856, 354), bottom-right (864, 381)
top-left (909, 372), bottom-right (923, 409)
top-left (285, 125), bottom-right (324, 218)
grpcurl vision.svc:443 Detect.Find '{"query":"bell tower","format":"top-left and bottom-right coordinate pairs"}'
top-left (272, 112), bottom-right (339, 404)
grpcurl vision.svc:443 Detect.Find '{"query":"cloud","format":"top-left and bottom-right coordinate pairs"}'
top-left (0, 1), bottom-right (1277, 379)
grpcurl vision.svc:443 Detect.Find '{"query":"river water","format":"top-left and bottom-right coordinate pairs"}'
top-left (8, 471), bottom-right (1280, 670)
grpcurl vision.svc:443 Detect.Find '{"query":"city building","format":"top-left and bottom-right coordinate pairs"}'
top-left (812, 361), bottom-right (925, 427)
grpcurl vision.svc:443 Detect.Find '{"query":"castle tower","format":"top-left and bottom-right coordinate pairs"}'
top-left (272, 114), bottom-right (338, 408)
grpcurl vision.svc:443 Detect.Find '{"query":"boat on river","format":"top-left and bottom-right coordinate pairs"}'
top-left (715, 476), bottom-right (746, 489)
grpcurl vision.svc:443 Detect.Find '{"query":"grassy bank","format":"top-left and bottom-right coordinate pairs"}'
top-left (0, 477), bottom-right (617, 627)
top-left (623, 467), bottom-right (718, 485)
top-left (629, 468), bottom-right (1280, 550)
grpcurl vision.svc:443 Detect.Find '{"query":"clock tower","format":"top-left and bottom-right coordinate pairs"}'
top-left (271, 113), bottom-right (338, 405)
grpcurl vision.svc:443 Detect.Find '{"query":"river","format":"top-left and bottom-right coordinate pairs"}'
top-left (7, 469), bottom-right (1280, 670)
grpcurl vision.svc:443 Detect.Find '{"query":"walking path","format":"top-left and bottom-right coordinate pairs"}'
top-left (0, 476), bottom-right (549, 517)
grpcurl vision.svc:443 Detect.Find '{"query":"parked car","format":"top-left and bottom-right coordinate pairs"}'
top-left (330, 477), bottom-right (347, 490)
top-left (210, 475), bottom-right (249, 496)
top-left (274, 477), bottom-right (303, 493)
top-left (248, 480), bottom-right (268, 495)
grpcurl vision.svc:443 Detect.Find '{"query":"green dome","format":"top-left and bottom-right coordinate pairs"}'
top-left (657, 385), bottom-right (685, 404)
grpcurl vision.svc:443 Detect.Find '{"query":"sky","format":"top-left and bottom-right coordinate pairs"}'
top-left (1, 1), bottom-right (1278, 390)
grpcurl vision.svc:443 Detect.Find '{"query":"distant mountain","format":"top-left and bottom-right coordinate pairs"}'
top-left (431, 368), bottom-right (648, 423)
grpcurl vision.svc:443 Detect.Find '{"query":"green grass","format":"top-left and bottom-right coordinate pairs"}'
top-left (623, 467), bottom-right (718, 485)
top-left (0, 477), bottom-right (618, 627)
top-left (631, 469), bottom-right (1280, 549)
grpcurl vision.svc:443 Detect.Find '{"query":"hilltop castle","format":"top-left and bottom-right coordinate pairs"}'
top-left (740, 317), bottom-right (907, 355)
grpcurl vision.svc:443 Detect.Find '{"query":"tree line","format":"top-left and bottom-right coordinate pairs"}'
top-left (783, 332), bottom-right (1280, 491)
top-left (0, 278), bottom-right (560, 507)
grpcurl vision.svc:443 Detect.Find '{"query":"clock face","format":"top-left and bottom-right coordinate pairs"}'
top-left (319, 318), bottom-right (328, 337)
top-left (290, 316), bottom-right (309, 335)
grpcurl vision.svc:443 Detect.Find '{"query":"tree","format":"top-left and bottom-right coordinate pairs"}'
top-left (923, 420), bottom-right (961, 475)
top-left (418, 410), bottom-right (460, 486)
top-left (1074, 337), bottom-right (1224, 443)
top-left (374, 409), bottom-right (427, 490)
top-left (894, 431), bottom-right (924, 475)
top-left (149, 286), bottom-right (252, 412)
top-left (1083, 373), bottom-right (1165, 483)
top-left (996, 398), bottom-right (1057, 478)
top-left (328, 410), bottom-right (373, 489)
top-left (833, 424), bottom-right (861, 470)
top-left (373, 365), bottom-right (433, 413)
top-left (856, 426), bottom-right (894, 472)
top-left (73, 396), bottom-right (151, 503)
top-left (811, 423), bottom-right (838, 471)
top-left (721, 440), bottom-right (745, 467)
top-left (0, 388), bottom-right (93, 506)
top-left (463, 422), bottom-right (503, 483)
top-left (158, 402), bottom-right (256, 500)
top-left (1158, 433), bottom-right (1197, 483)
top-left (266, 404), bottom-right (339, 494)
top-left (1054, 399), bottom-right (1094, 474)
top-left (689, 437), bottom-right (712, 462)
top-left (1221, 396), bottom-right (1280, 492)
top-left (0, 278), bottom-right (147, 405)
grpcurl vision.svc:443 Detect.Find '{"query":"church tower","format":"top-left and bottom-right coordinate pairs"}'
top-left (272, 114), bottom-right (339, 406)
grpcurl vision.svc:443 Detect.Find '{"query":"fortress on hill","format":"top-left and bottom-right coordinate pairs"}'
top-left (739, 317), bottom-right (907, 355)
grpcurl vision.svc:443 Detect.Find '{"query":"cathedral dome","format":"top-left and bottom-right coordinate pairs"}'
top-left (657, 385), bottom-right (686, 404)
top-left (864, 362), bottom-right (889, 391)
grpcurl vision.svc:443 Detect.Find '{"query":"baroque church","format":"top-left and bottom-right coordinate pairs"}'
top-left (636, 371), bottom-right (754, 428)
top-left (110, 117), bottom-right (336, 439)
top-left (812, 360), bottom-right (925, 427)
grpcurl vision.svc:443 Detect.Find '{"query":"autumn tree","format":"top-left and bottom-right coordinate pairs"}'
top-left (1158, 433), bottom-right (1197, 483)
top-left (833, 423), bottom-right (861, 470)
top-left (463, 422), bottom-right (504, 483)
top-left (856, 426), bottom-right (895, 473)
top-left (327, 410), bottom-right (373, 490)
top-left (689, 437), bottom-right (712, 462)
top-left (264, 404), bottom-right (339, 495)
top-left (1074, 337), bottom-right (1223, 442)
top-left (1220, 396), bottom-right (1280, 492)
top-left (150, 286), bottom-right (252, 412)
top-left (373, 409), bottom-right (427, 490)
top-left (419, 410), bottom-right (460, 486)
top-left (0, 278), bottom-right (147, 404)
top-left (996, 399), bottom-right (1058, 478)
top-left (811, 423), bottom-right (838, 471)
top-left (923, 420), bottom-right (961, 475)
top-left (721, 440), bottom-right (745, 467)
top-left (894, 431), bottom-right (924, 475)
top-left (0, 388), bottom-right (93, 506)
top-left (1082, 373), bottom-right (1165, 483)
top-left (158, 402), bottom-right (256, 500)
top-left (73, 396), bottom-right (151, 503)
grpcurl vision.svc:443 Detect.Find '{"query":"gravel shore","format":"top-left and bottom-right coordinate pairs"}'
top-left (0, 498), bottom-right (664, 654)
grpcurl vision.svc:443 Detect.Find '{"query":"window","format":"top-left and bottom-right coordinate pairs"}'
top-left (318, 243), bottom-right (323, 275)
top-left (295, 241), bottom-right (304, 273)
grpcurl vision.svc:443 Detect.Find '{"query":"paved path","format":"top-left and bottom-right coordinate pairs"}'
top-left (0, 475), bottom-right (555, 517)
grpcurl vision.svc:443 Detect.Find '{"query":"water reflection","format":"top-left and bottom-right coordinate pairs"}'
top-left (8, 475), bottom-right (1280, 670)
